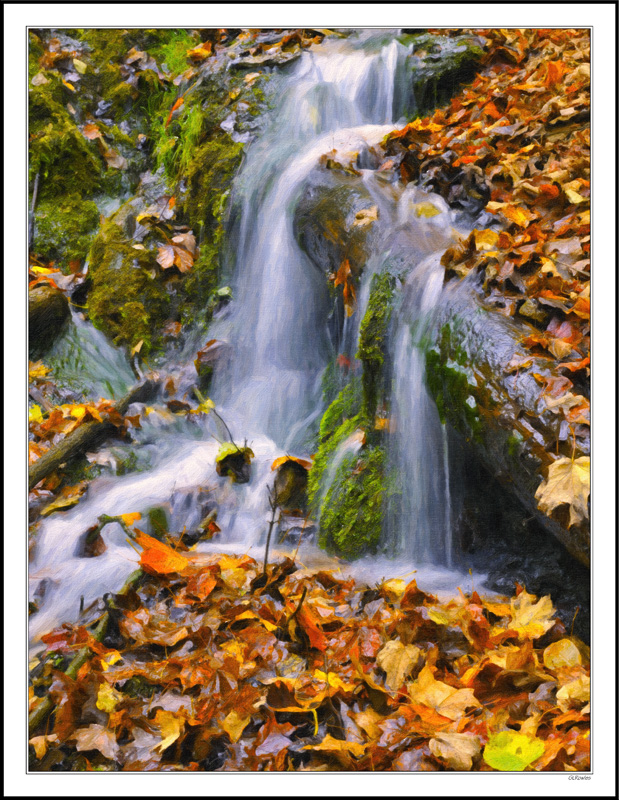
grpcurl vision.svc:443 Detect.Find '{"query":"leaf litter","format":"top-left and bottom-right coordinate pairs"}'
top-left (29, 541), bottom-right (590, 772)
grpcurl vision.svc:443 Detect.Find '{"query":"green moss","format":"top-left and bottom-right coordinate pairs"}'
top-left (356, 272), bottom-right (396, 422)
top-left (425, 323), bottom-right (483, 442)
top-left (33, 194), bottom-right (100, 269)
top-left (319, 445), bottom-right (386, 559)
top-left (29, 83), bottom-right (103, 197)
top-left (87, 211), bottom-right (170, 354)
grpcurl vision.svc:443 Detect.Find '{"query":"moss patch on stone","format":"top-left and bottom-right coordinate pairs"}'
top-left (87, 210), bottom-right (170, 354)
top-left (356, 271), bottom-right (396, 422)
top-left (425, 322), bottom-right (483, 442)
top-left (319, 445), bottom-right (387, 559)
top-left (33, 194), bottom-right (100, 270)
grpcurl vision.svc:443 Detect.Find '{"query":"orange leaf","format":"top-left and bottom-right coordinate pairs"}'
top-left (544, 60), bottom-right (570, 88)
top-left (297, 605), bottom-right (328, 651)
top-left (165, 96), bottom-right (185, 128)
top-left (271, 455), bottom-right (313, 471)
top-left (135, 530), bottom-right (190, 575)
top-left (157, 245), bottom-right (176, 270)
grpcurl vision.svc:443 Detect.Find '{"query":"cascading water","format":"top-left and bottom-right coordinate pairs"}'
top-left (29, 31), bottom-right (475, 646)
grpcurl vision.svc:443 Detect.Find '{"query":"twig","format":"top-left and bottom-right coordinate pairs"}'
top-left (263, 484), bottom-right (279, 577)
top-left (29, 171), bottom-right (40, 245)
top-left (194, 387), bottom-right (241, 451)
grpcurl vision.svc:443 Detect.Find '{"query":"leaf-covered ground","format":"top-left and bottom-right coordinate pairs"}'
top-left (29, 531), bottom-right (590, 772)
top-left (385, 28), bottom-right (590, 456)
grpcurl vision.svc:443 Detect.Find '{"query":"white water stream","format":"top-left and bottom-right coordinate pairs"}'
top-left (29, 31), bottom-right (483, 645)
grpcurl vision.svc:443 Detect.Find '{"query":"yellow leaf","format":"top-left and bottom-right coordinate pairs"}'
top-left (381, 578), bottom-right (406, 602)
top-left (120, 512), bottom-right (142, 526)
top-left (154, 709), bottom-right (184, 752)
top-left (408, 666), bottom-right (480, 720)
top-left (131, 339), bottom-right (144, 356)
top-left (556, 673), bottom-right (590, 712)
top-left (29, 360), bottom-right (50, 380)
top-left (100, 651), bottom-right (122, 671)
top-left (429, 732), bottom-right (481, 771)
top-left (303, 734), bottom-right (366, 757)
top-left (376, 640), bottom-right (421, 690)
top-left (543, 639), bottom-right (582, 670)
top-left (222, 710), bottom-right (251, 743)
top-left (96, 682), bottom-right (123, 713)
top-left (73, 58), bottom-right (87, 74)
top-left (29, 405), bottom-right (44, 424)
top-left (474, 229), bottom-right (500, 250)
top-left (483, 730), bottom-right (545, 771)
top-left (564, 187), bottom-right (587, 205)
top-left (535, 457), bottom-right (590, 527)
top-left (509, 590), bottom-right (555, 639)
top-left (414, 201), bottom-right (441, 218)
top-left (500, 204), bottom-right (530, 228)
top-left (29, 734), bottom-right (58, 759)
top-left (313, 670), bottom-right (357, 692)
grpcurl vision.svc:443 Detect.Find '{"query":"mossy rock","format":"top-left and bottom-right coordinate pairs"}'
top-left (357, 272), bottom-right (397, 422)
top-left (319, 445), bottom-right (386, 559)
top-left (33, 194), bottom-right (100, 270)
top-left (29, 84), bottom-right (104, 199)
top-left (87, 206), bottom-right (170, 354)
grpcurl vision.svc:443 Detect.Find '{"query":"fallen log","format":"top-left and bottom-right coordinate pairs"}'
top-left (28, 379), bottom-right (159, 491)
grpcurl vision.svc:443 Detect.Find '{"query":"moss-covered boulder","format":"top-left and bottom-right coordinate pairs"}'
top-left (32, 194), bottom-right (100, 270)
top-left (87, 202), bottom-right (171, 354)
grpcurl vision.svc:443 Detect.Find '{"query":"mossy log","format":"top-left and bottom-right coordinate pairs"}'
top-left (295, 177), bottom-right (589, 566)
top-left (29, 285), bottom-right (70, 358)
top-left (28, 379), bottom-right (159, 491)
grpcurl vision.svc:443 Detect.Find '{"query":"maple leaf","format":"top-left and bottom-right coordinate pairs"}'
top-left (135, 530), bottom-right (190, 575)
top-left (506, 589), bottom-right (555, 640)
top-left (535, 457), bottom-right (590, 527)
top-left (429, 732), bottom-right (481, 771)
top-left (376, 640), bottom-right (421, 690)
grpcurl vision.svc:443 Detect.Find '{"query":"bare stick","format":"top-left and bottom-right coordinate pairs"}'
top-left (263, 484), bottom-right (279, 577)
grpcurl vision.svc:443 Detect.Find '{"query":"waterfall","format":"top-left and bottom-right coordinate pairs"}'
top-left (30, 31), bottom-right (473, 645)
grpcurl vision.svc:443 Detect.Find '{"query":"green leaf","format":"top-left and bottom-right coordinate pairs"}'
top-left (483, 731), bottom-right (545, 771)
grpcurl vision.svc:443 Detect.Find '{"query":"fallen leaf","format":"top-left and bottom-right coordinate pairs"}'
top-left (29, 734), bottom-right (59, 759)
top-left (96, 682), bottom-right (123, 713)
top-left (135, 530), bottom-right (190, 575)
top-left (73, 724), bottom-right (119, 761)
top-left (429, 732), bottom-right (481, 771)
top-left (535, 457), bottom-right (590, 527)
top-left (483, 730), bottom-right (545, 771)
top-left (222, 710), bottom-right (251, 743)
top-left (543, 639), bottom-right (582, 670)
top-left (154, 709), bottom-right (184, 752)
top-left (408, 666), bottom-right (480, 720)
top-left (508, 590), bottom-right (556, 639)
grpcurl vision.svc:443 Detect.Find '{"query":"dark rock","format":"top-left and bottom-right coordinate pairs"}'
top-left (29, 285), bottom-right (70, 358)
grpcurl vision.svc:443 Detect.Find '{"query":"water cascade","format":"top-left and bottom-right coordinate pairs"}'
top-left (29, 31), bottom-right (474, 644)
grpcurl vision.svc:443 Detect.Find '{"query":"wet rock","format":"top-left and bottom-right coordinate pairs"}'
top-left (215, 444), bottom-right (254, 484)
top-left (29, 285), bottom-right (70, 358)
top-left (273, 459), bottom-right (309, 512)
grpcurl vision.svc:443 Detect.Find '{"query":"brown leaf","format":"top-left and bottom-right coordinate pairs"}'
top-left (429, 732), bottom-right (481, 770)
top-left (73, 724), bottom-right (119, 761)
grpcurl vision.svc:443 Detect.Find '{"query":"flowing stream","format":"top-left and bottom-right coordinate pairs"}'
top-left (30, 31), bottom-right (482, 645)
